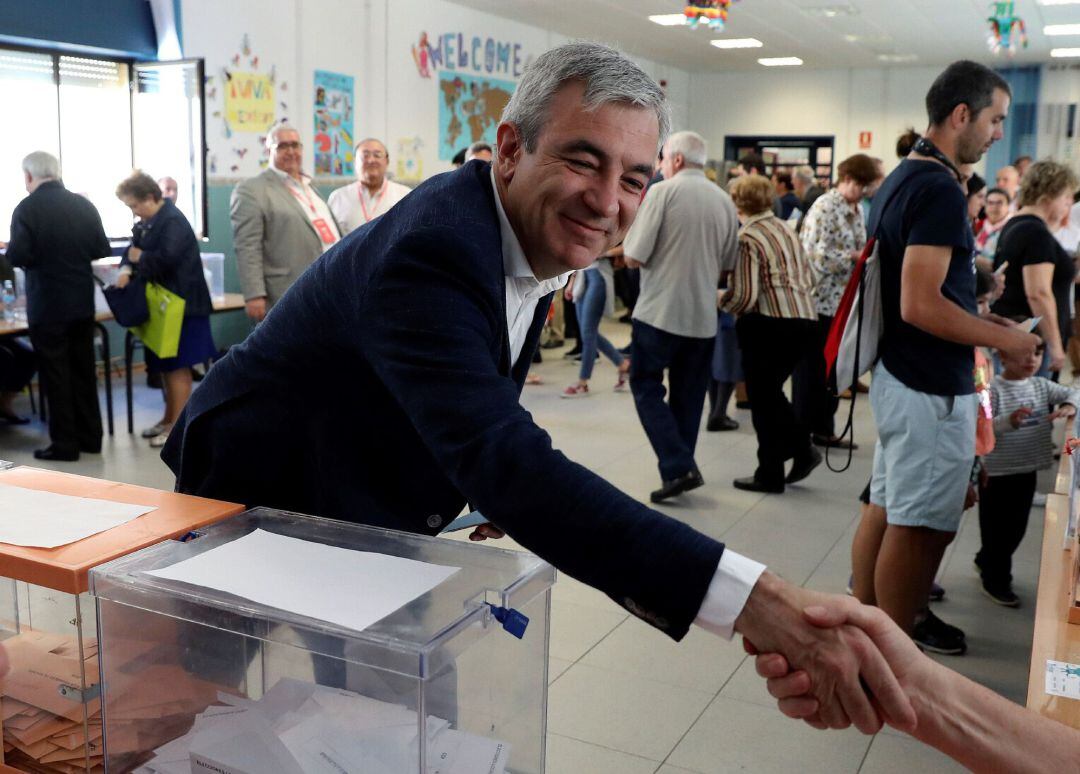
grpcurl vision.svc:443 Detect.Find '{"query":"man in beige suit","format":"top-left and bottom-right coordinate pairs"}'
top-left (230, 123), bottom-right (341, 322)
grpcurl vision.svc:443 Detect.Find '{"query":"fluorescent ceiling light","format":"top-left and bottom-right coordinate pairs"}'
top-left (758, 57), bottom-right (804, 66)
top-left (1038, 0), bottom-right (1080, 6)
top-left (801, 4), bottom-right (859, 17)
top-left (649, 14), bottom-right (687, 26)
top-left (710, 38), bottom-right (764, 49)
top-left (1045, 24), bottom-right (1080, 35)
top-left (877, 54), bottom-right (918, 63)
top-left (1051, 47), bottom-right (1080, 57)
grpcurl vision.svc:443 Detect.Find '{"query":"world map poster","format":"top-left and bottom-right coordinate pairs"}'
top-left (438, 71), bottom-right (515, 161)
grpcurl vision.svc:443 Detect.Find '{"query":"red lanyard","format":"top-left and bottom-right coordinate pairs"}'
top-left (283, 177), bottom-right (320, 215)
top-left (358, 181), bottom-right (388, 223)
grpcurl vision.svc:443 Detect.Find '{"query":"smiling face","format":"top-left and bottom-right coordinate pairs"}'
top-left (956, 88), bottom-right (1009, 165)
top-left (270, 128), bottom-right (303, 178)
top-left (494, 81), bottom-right (658, 279)
top-left (357, 139), bottom-right (389, 190)
top-left (985, 191), bottom-right (1010, 223)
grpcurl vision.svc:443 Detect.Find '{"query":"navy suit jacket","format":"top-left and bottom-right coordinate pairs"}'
top-left (164, 161), bottom-right (726, 639)
top-left (122, 199), bottom-right (211, 317)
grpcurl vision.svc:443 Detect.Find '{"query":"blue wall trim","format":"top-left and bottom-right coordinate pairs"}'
top-left (0, 0), bottom-right (157, 59)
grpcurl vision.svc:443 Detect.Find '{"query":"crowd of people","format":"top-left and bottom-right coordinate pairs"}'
top-left (2, 40), bottom-right (1080, 769)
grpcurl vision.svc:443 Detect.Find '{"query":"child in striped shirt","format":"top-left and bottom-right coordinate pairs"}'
top-left (976, 337), bottom-right (1080, 606)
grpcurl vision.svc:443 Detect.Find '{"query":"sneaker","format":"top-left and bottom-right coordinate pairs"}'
top-left (981, 580), bottom-right (1020, 607)
top-left (613, 374), bottom-right (629, 393)
top-left (561, 383), bottom-right (589, 399)
top-left (912, 611), bottom-right (967, 655)
top-left (141, 422), bottom-right (168, 439)
top-left (562, 346), bottom-right (582, 359)
top-left (149, 428), bottom-right (172, 448)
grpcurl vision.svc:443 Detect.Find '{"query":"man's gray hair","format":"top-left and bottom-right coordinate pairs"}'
top-left (265, 121), bottom-right (299, 150)
top-left (22, 151), bottom-right (60, 181)
top-left (793, 165), bottom-right (816, 185)
top-left (499, 41), bottom-right (670, 157)
top-left (666, 131), bottom-right (707, 167)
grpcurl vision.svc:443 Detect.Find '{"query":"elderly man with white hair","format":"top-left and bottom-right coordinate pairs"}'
top-left (230, 122), bottom-right (341, 322)
top-left (5, 151), bottom-right (110, 460)
top-left (623, 130), bottom-right (740, 502)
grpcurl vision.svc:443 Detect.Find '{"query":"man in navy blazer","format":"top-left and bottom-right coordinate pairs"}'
top-left (164, 42), bottom-right (912, 734)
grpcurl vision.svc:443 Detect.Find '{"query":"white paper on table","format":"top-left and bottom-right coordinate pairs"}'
top-left (147, 529), bottom-right (460, 632)
top-left (0, 481), bottom-right (156, 547)
top-left (1045, 659), bottom-right (1080, 700)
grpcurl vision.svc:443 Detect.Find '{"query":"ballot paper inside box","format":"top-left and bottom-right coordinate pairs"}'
top-left (0, 579), bottom-right (105, 773)
top-left (89, 507), bottom-right (556, 774)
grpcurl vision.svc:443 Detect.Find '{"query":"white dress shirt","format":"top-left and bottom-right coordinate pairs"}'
top-left (328, 179), bottom-right (412, 236)
top-left (269, 165), bottom-right (340, 245)
top-left (489, 169), bottom-right (766, 638)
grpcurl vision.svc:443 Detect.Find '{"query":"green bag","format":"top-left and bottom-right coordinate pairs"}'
top-left (133, 282), bottom-right (186, 358)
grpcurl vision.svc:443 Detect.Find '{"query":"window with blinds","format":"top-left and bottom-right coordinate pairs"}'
top-left (0, 46), bottom-right (207, 242)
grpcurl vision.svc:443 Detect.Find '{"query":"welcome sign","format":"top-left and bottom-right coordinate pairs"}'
top-left (412, 31), bottom-right (530, 79)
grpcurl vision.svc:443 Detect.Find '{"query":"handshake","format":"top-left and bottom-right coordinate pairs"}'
top-left (737, 572), bottom-right (1080, 773)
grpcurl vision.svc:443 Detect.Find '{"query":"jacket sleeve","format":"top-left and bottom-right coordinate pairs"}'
top-left (355, 227), bottom-right (726, 640)
top-left (802, 199), bottom-right (851, 278)
top-left (137, 216), bottom-right (195, 284)
top-left (230, 182), bottom-right (267, 300)
top-left (722, 237), bottom-right (761, 315)
top-left (5, 206), bottom-right (37, 269)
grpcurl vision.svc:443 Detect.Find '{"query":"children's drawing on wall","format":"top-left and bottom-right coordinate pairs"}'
top-left (205, 33), bottom-right (284, 177)
top-left (313, 70), bottom-right (355, 177)
top-left (396, 136), bottom-right (424, 183)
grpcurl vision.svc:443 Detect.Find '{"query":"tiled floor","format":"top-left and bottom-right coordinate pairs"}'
top-left (0, 319), bottom-right (1045, 773)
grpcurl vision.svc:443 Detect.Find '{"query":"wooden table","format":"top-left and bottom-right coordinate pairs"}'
top-left (1026, 492), bottom-right (1080, 729)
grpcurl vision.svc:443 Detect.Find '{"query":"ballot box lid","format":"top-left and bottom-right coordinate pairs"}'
top-left (90, 507), bottom-right (556, 678)
top-left (0, 467), bottom-right (245, 594)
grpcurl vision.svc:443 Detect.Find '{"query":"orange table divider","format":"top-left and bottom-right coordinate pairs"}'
top-left (0, 467), bottom-right (244, 594)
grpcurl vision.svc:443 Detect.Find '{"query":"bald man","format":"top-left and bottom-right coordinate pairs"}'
top-left (158, 176), bottom-right (178, 203)
top-left (328, 138), bottom-right (412, 235)
top-left (995, 165), bottom-right (1020, 204)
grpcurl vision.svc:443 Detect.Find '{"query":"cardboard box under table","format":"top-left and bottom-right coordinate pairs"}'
top-left (0, 467), bottom-right (244, 773)
top-left (88, 507), bottom-right (556, 773)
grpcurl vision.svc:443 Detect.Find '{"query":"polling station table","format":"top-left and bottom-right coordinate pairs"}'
top-left (1026, 442), bottom-right (1080, 729)
top-left (0, 466), bottom-right (244, 772)
top-left (0, 293), bottom-right (245, 437)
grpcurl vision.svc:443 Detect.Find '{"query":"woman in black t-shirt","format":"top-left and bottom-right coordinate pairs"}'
top-left (991, 160), bottom-right (1079, 374)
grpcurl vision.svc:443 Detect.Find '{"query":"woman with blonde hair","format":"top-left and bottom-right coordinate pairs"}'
top-left (722, 175), bottom-right (819, 493)
top-left (991, 160), bottom-right (1079, 377)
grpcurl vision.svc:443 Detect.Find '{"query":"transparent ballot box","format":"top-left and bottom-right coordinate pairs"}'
top-left (89, 508), bottom-right (556, 773)
top-left (0, 467), bottom-right (244, 773)
top-left (199, 253), bottom-right (225, 304)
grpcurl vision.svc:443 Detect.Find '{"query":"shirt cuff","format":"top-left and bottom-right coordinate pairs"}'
top-left (694, 549), bottom-right (767, 640)
top-left (119, 266), bottom-right (133, 276)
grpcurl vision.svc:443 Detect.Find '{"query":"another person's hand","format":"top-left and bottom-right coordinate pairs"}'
top-left (245, 297), bottom-right (268, 322)
top-left (563, 285), bottom-right (574, 302)
top-left (468, 523), bottom-right (505, 542)
top-left (115, 273), bottom-right (131, 289)
top-left (1009, 406), bottom-right (1033, 429)
top-left (997, 327), bottom-right (1040, 364)
top-left (963, 482), bottom-right (977, 510)
top-left (1049, 346), bottom-right (1067, 373)
top-left (1052, 403), bottom-right (1077, 422)
top-left (734, 572), bottom-right (915, 734)
top-left (752, 599), bottom-right (926, 731)
top-left (127, 246), bottom-right (143, 263)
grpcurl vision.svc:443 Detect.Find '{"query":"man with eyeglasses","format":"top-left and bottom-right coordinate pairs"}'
top-left (230, 122), bottom-right (341, 322)
top-left (328, 138), bottom-right (412, 236)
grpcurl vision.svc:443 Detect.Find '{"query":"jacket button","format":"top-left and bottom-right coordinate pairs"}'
top-left (427, 514), bottom-right (443, 529)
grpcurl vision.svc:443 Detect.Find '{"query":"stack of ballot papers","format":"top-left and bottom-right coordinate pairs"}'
top-left (0, 630), bottom-right (103, 773)
top-left (135, 678), bottom-right (510, 774)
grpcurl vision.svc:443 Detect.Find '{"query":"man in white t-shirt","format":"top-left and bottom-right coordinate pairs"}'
top-left (328, 138), bottom-right (411, 235)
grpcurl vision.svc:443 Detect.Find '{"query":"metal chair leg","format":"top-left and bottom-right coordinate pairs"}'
top-left (125, 331), bottom-right (135, 434)
top-left (94, 322), bottom-right (113, 436)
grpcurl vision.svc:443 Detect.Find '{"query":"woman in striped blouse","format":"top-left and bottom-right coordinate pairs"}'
top-left (721, 175), bottom-right (820, 494)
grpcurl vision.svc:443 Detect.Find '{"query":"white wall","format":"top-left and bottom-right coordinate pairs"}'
top-left (689, 66), bottom-right (943, 176)
top-left (179, 0), bottom-right (694, 185)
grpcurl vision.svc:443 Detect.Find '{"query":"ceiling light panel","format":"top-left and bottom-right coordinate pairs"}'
top-left (800, 4), bottom-right (859, 18)
top-left (758, 57), bottom-right (804, 66)
top-left (1045, 24), bottom-right (1080, 35)
top-left (710, 38), bottom-right (764, 49)
top-left (1051, 47), bottom-right (1080, 57)
top-left (648, 14), bottom-right (688, 26)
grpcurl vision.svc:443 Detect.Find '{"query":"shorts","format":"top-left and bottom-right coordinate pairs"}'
top-left (868, 362), bottom-right (977, 532)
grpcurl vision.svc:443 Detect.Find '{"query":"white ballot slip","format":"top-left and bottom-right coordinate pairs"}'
top-left (0, 481), bottom-right (156, 548)
top-left (146, 529), bottom-right (460, 633)
top-left (1045, 660), bottom-right (1080, 700)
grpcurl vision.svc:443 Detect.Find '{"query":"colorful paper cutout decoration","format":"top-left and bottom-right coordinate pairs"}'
top-left (987, 1), bottom-right (1027, 56)
top-left (684, 1), bottom-right (739, 32)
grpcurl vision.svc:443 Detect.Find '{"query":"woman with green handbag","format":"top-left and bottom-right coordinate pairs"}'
top-left (116, 171), bottom-right (216, 448)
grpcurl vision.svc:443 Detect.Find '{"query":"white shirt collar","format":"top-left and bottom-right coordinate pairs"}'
top-left (489, 168), bottom-right (572, 289)
top-left (269, 163), bottom-right (312, 186)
